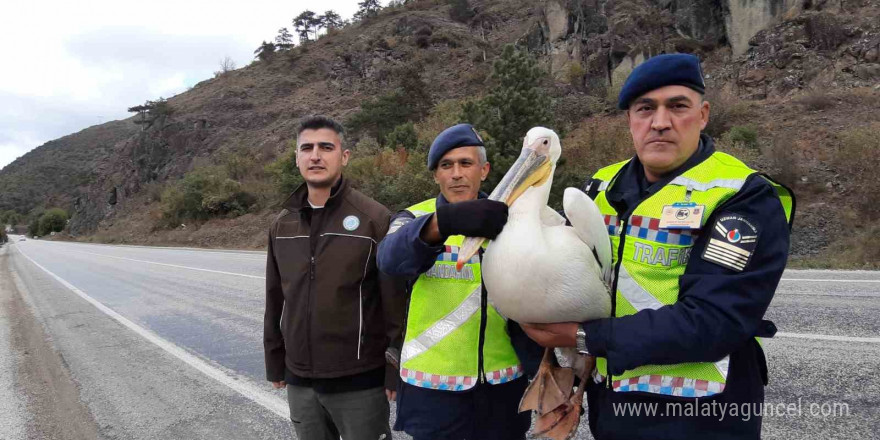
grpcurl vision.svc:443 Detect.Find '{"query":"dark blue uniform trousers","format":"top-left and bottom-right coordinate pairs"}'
top-left (394, 376), bottom-right (531, 440)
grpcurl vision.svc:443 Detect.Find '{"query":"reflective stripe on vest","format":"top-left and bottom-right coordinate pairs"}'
top-left (401, 285), bottom-right (481, 364)
top-left (399, 198), bottom-right (522, 391)
top-left (589, 151), bottom-right (793, 398)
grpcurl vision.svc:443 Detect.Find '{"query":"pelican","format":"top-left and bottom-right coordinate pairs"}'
top-left (456, 127), bottom-right (612, 439)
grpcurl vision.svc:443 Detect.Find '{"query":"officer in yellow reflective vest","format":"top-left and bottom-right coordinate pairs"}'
top-left (377, 124), bottom-right (541, 440)
top-left (521, 54), bottom-right (795, 439)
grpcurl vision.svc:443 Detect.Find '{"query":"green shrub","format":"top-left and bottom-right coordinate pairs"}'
top-left (160, 166), bottom-right (256, 226)
top-left (349, 65), bottom-right (432, 143)
top-left (218, 149), bottom-right (260, 181)
top-left (722, 125), bottom-right (759, 150)
top-left (346, 149), bottom-right (436, 212)
top-left (0, 210), bottom-right (21, 226)
top-left (796, 92), bottom-right (835, 111)
top-left (265, 145), bottom-right (304, 197)
top-left (415, 99), bottom-right (472, 147)
top-left (27, 218), bottom-right (40, 237)
top-left (834, 123), bottom-right (880, 217)
top-left (384, 123), bottom-right (420, 150)
top-left (567, 63), bottom-right (586, 88)
top-left (448, 0), bottom-right (474, 23)
top-left (703, 91), bottom-right (752, 139)
top-left (38, 208), bottom-right (68, 235)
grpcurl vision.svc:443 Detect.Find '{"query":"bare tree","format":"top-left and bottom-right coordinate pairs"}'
top-left (214, 56), bottom-right (237, 77)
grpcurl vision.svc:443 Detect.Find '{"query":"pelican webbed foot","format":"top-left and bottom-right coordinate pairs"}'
top-left (519, 348), bottom-right (575, 416)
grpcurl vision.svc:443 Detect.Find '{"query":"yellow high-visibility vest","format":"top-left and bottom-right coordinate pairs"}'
top-left (399, 198), bottom-right (522, 391)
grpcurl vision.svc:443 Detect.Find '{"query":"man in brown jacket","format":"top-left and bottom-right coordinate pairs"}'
top-left (265, 115), bottom-right (405, 440)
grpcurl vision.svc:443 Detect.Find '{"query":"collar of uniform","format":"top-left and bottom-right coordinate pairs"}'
top-left (606, 134), bottom-right (715, 215)
top-left (434, 190), bottom-right (489, 208)
top-left (283, 176), bottom-right (349, 212)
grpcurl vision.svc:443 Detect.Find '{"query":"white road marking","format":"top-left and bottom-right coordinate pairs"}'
top-left (14, 247), bottom-right (289, 420)
top-left (781, 278), bottom-right (880, 283)
top-left (67, 250), bottom-right (265, 280)
top-left (775, 332), bottom-right (880, 344)
top-left (43, 241), bottom-right (265, 261)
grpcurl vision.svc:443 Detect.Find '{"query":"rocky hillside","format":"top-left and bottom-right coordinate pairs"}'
top-left (1, 0), bottom-right (878, 266)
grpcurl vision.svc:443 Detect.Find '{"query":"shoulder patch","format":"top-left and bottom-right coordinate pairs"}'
top-left (701, 214), bottom-right (759, 272)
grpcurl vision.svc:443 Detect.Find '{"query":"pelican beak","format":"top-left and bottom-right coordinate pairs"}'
top-left (455, 136), bottom-right (553, 271)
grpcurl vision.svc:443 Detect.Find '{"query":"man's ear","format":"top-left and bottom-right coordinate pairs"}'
top-left (341, 149), bottom-right (351, 166)
top-left (700, 100), bottom-right (711, 131)
top-left (481, 161), bottom-right (491, 182)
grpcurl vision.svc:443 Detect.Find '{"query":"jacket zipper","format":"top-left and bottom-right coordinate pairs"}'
top-left (357, 242), bottom-right (373, 360)
top-left (478, 285), bottom-right (487, 384)
top-left (307, 208), bottom-right (320, 375)
top-left (477, 250), bottom-right (487, 384)
top-left (607, 216), bottom-right (627, 388)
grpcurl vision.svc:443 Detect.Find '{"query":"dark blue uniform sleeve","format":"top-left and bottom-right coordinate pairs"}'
top-left (583, 176), bottom-right (790, 376)
top-left (377, 211), bottom-right (445, 277)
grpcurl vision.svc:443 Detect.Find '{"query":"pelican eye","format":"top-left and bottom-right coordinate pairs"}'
top-left (543, 140), bottom-right (548, 145)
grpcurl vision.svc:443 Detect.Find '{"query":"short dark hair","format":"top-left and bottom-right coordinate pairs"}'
top-left (297, 115), bottom-right (345, 138)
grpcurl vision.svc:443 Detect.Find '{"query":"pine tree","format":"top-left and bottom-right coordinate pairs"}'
top-left (275, 27), bottom-right (293, 49)
top-left (320, 10), bottom-right (343, 30)
top-left (254, 41), bottom-right (276, 61)
top-left (461, 45), bottom-right (552, 157)
top-left (293, 10), bottom-right (321, 41)
top-left (354, 0), bottom-right (382, 21)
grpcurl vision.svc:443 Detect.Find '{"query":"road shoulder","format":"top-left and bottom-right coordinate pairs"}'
top-left (0, 245), bottom-right (100, 439)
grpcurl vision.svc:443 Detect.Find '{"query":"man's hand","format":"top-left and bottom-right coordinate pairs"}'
top-left (435, 199), bottom-right (508, 239)
top-left (385, 389), bottom-right (397, 402)
top-left (271, 381), bottom-right (286, 389)
top-left (520, 322), bottom-right (579, 348)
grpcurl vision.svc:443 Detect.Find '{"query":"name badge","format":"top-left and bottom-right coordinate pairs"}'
top-left (659, 202), bottom-right (704, 229)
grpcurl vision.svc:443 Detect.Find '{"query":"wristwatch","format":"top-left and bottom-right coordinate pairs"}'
top-left (576, 325), bottom-right (590, 356)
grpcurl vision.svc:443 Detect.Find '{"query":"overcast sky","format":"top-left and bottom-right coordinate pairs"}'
top-left (0, 1), bottom-right (370, 170)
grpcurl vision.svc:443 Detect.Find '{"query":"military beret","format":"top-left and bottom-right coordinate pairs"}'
top-left (427, 123), bottom-right (485, 170)
top-left (617, 53), bottom-right (706, 110)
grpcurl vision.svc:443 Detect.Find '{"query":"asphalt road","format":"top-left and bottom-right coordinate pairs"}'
top-left (1, 237), bottom-right (877, 439)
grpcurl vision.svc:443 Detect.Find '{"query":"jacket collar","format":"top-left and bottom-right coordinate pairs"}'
top-left (283, 176), bottom-right (349, 212)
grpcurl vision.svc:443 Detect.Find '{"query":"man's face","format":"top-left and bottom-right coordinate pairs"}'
top-left (296, 128), bottom-right (350, 188)
top-left (627, 85), bottom-right (710, 179)
top-left (433, 146), bottom-right (490, 204)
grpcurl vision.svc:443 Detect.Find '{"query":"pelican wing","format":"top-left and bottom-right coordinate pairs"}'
top-left (540, 206), bottom-right (566, 227)
top-left (563, 187), bottom-right (613, 284)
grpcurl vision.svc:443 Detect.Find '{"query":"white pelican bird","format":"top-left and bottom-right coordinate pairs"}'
top-left (456, 127), bottom-right (612, 439)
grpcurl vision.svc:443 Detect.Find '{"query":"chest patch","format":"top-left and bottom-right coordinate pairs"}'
top-left (343, 215), bottom-right (360, 231)
top-left (702, 214), bottom-right (759, 272)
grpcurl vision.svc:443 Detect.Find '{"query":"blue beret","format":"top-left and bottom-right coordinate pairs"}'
top-left (427, 123), bottom-right (485, 170)
top-left (617, 53), bottom-right (706, 110)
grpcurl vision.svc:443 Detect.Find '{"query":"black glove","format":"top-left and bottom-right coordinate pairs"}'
top-left (436, 199), bottom-right (508, 239)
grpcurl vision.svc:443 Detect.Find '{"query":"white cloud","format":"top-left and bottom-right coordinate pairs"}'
top-left (0, 0), bottom-right (366, 171)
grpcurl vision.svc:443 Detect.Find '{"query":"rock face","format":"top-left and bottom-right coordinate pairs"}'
top-left (531, 0), bottom-right (802, 92)
top-left (714, 2), bottom-right (880, 98)
top-left (726, 0), bottom-right (799, 56)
